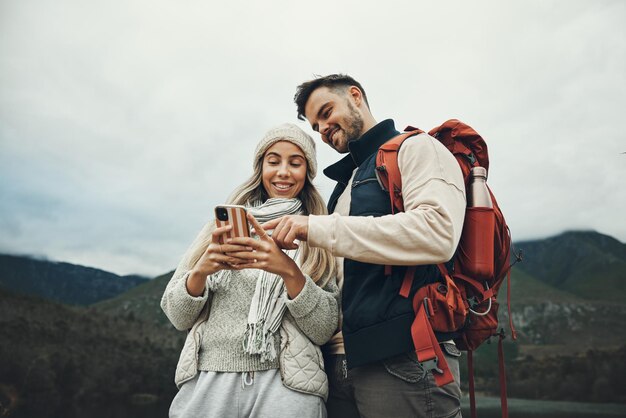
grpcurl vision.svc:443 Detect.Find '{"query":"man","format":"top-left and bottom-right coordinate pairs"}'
top-left (263, 74), bottom-right (466, 417)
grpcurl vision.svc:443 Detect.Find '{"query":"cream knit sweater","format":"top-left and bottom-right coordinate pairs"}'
top-left (161, 260), bottom-right (339, 373)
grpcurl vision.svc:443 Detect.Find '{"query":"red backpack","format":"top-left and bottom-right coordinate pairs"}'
top-left (376, 119), bottom-right (520, 418)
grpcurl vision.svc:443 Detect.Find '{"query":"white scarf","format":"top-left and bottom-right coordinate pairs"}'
top-left (207, 198), bottom-right (303, 362)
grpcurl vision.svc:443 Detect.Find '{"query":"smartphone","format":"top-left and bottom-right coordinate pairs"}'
top-left (214, 205), bottom-right (251, 241)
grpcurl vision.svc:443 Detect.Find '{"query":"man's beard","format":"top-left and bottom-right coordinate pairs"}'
top-left (345, 102), bottom-right (364, 143)
top-left (335, 101), bottom-right (364, 153)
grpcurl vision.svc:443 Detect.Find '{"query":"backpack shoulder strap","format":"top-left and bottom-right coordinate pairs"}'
top-left (376, 128), bottom-right (423, 213)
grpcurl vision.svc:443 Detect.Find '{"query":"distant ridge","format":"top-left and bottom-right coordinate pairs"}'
top-left (96, 270), bottom-right (174, 327)
top-left (2, 230), bottom-right (623, 307)
top-left (0, 254), bottom-right (149, 305)
top-left (514, 230), bottom-right (626, 302)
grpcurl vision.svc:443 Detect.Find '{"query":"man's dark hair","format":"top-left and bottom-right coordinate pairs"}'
top-left (294, 74), bottom-right (369, 121)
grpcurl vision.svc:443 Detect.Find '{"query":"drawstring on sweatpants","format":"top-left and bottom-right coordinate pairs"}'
top-left (241, 371), bottom-right (255, 389)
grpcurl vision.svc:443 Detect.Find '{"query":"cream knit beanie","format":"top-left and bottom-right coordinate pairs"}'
top-left (254, 123), bottom-right (317, 179)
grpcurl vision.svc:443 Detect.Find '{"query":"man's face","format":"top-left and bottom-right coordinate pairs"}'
top-left (304, 87), bottom-right (364, 154)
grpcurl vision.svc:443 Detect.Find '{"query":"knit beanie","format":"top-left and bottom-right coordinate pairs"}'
top-left (254, 123), bottom-right (317, 179)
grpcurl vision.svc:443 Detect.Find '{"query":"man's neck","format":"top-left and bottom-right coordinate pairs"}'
top-left (359, 117), bottom-right (378, 139)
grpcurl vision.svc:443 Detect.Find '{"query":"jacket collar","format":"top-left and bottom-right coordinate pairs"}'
top-left (323, 119), bottom-right (400, 183)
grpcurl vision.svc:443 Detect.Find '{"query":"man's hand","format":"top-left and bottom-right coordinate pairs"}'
top-left (261, 215), bottom-right (309, 250)
top-left (228, 214), bottom-right (306, 298)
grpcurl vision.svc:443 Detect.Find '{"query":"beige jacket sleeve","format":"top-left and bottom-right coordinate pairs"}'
top-left (308, 133), bottom-right (466, 265)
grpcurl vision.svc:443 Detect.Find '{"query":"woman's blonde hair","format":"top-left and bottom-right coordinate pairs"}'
top-left (182, 141), bottom-right (336, 287)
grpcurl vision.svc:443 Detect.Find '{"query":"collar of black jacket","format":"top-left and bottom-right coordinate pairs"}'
top-left (323, 119), bottom-right (400, 183)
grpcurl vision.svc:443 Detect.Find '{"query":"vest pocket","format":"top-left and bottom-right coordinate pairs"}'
top-left (351, 178), bottom-right (380, 189)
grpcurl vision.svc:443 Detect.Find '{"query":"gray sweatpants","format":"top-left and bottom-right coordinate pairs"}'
top-left (169, 369), bottom-right (326, 418)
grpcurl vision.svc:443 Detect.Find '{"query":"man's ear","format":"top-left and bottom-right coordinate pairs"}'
top-left (348, 86), bottom-right (364, 107)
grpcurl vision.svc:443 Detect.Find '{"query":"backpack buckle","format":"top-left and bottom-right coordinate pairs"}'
top-left (419, 357), bottom-right (444, 379)
top-left (464, 152), bottom-right (477, 165)
top-left (467, 296), bottom-right (480, 309)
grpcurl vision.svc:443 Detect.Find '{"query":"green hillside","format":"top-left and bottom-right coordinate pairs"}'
top-left (505, 268), bottom-right (582, 305)
top-left (0, 286), bottom-right (183, 418)
top-left (95, 270), bottom-right (174, 327)
top-left (514, 231), bottom-right (626, 302)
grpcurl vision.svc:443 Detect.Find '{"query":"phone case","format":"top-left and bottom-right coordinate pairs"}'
top-left (215, 205), bottom-right (251, 239)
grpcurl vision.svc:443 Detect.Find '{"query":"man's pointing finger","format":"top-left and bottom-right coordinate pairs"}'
top-left (261, 217), bottom-right (281, 230)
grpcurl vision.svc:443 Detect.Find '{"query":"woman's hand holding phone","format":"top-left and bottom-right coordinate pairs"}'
top-left (185, 224), bottom-right (253, 296)
top-left (226, 213), bottom-right (306, 299)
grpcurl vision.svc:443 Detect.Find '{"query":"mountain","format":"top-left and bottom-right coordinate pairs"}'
top-left (0, 254), bottom-right (149, 305)
top-left (494, 231), bottom-right (626, 352)
top-left (513, 231), bottom-right (626, 302)
top-left (95, 270), bottom-right (174, 327)
top-left (1, 230), bottom-right (626, 414)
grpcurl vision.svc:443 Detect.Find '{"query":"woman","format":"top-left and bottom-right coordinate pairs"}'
top-left (161, 123), bottom-right (338, 418)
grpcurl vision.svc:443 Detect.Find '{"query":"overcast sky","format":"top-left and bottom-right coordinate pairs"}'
top-left (1, 1), bottom-right (624, 277)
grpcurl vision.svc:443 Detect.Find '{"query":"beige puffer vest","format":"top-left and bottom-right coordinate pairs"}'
top-left (174, 304), bottom-right (328, 401)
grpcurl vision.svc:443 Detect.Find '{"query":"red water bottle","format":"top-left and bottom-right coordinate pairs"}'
top-left (459, 167), bottom-right (495, 280)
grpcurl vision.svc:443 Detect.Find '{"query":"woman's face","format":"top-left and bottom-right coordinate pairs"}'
top-left (262, 141), bottom-right (308, 199)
